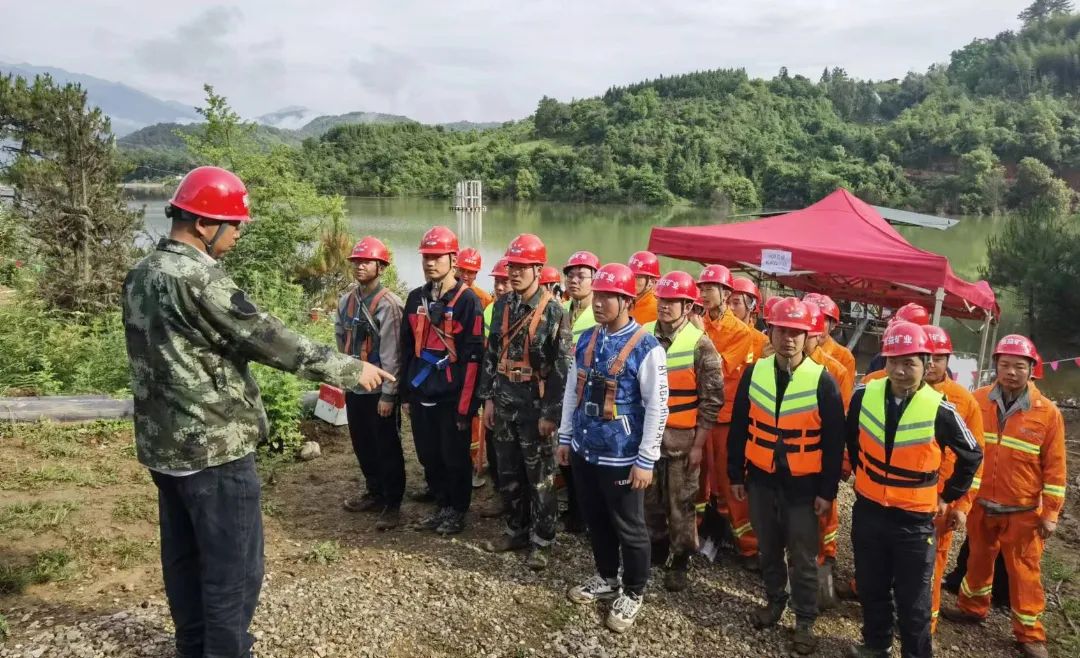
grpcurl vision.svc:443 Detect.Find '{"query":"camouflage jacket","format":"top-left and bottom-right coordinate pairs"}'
top-left (477, 287), bottom-right (571, 422)
top-left (654, 320), bottom-right (724, 454)
top-left (122, 239), bottom-right (364, 471)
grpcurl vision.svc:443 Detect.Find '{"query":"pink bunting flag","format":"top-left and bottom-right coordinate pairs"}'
top-left (1075, 358), bottom-right (1080, 367)
top-left (1050, 361), bottom-right (1060, 371)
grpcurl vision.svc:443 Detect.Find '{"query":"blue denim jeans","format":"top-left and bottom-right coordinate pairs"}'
top-left (151, 453), bottom-right (264, 658)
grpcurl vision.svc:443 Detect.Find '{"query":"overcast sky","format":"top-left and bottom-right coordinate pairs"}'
top-left (2, 0), bottom-right (1027, 123)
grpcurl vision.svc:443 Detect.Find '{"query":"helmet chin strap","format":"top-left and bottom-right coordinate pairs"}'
top-left (199, 221), bottom-right (228, 258)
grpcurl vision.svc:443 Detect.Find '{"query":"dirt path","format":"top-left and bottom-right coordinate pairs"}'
top-left (1, 415), bottom-right (1077, 657)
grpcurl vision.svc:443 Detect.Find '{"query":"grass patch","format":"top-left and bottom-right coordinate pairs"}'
top-left (111, 495), bottom-right (156, 523)
top-left (261, 498), bottom-right (282, 518)
top-left (1057, 597), bottom-right (1080, 654)
top-left (1045, 553), bottom-right (1077, 583)
top-left (77, 535), bottom-right (157, 569)
top-left (0, 501), bottom-right (79, 534)
top-left (0, 611), bottom-right (8, 642)
top-left (110, 539), bottom-right (154, 568)
top-left (304, 540), bottom-right (341, 565)
top-left (0, 549), bottom-right (77, 595)
top-left (7, 464), bottom-right (119, 490)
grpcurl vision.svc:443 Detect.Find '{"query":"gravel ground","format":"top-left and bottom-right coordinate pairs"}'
top-left (1, 421), bottom-right (1074, 658)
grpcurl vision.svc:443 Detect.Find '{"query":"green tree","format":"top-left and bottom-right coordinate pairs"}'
top-left (0, 73), bottom-right (142, 313)
top-left (985, 159), bottom-right (1079, 340)
top-left (1018, 0), bottom-right (1074, 27)
top-left (182, 85), bottom-right (346, 293)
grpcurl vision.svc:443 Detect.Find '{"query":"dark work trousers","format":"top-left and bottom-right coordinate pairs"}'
top-left (150, 454), bottom-right (264, 658)
top-left (485, 425), bottom-right (501, 490)
top-left (493, 414), bottom-right (558, 546)
top-left (410, 398), bottom-right (473, 513)
top-left (747, 480), bottom-right (820, 623)
top-left (345, 392), bottom-right (405, 508)
top-left (559, 463), bottom-right (581, 524)
top-left (852, 497), bottom-right (936, 658)
top-left (571, 451), bottom-right (651, 595)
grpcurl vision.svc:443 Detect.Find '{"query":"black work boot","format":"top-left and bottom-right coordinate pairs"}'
top-left (791, 620), bottom-right (818, 655)
top-left (750, 601), bottom-right (785, 629)
top-left (483, 534), bottom-right (529, 553)
top-left (374, 506), bottom-right (401, 530)
top-left (525, 545), bottom-right (550, 571)
top-left (663, 551), bottom-right (691, 592)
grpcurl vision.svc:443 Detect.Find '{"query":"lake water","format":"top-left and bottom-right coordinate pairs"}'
top-left (134, 196), bottom-right (1080, 397)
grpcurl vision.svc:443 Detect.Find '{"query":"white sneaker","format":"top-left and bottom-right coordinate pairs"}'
top-left (605, 592), bottom-right (643, 633)
top-left (567, 574), bottom-right (620, 604)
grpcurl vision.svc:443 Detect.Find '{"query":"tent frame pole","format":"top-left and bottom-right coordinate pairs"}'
top-left (976, 309), bottom-right (992, 384)
top-left (931, 286), bottom-right (946, 325)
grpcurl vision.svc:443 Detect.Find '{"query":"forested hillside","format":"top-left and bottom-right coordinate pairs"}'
top-left (120, 4), bottom-right (1080, 213)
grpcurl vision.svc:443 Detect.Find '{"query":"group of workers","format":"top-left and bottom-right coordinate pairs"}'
top-left (124, 166), bottom-right (1067, 658)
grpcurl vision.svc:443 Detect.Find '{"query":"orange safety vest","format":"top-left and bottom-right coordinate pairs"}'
top-left (343, 287), bottom-right (389, 362)
top-left (496, 289), bottom-right (553, 383)
top-left (855, 379), bottom-right (944, 514)
top-left (413, 284), bottom-right (469, 363)
top-left (575, 325), bottom-right (650, 421)
top-left (745, 355), bottom-right (826, 476)
top-left (644, 320), bottom-right (704, 430)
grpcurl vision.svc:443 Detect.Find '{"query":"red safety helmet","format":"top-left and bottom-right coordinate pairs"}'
top-left (731, 277), bottom-right (762, 310)
top-left (805, 301), bottom-right (826, 337)
top-left (628, 251), bottom-right (661, 278)
top-left (804, 292), bottom-right (841, 323)
top-left (880, 321), bottom-right (932, 357)
top-left (457, 247), bottom-right (482, 272)
top-left (169, 166), bottom-right (252, 222)
top-left (655, 271), bottom-right (699, 302)
top-left (893, 302), bottom-right (930, 327)
top-left (419, 226), bottom-right (459, 255)
top-left (592, 263), bottom-right (637, 298)
top-left (347, 236), bottom-right (390, 264)
top-left (539, 266), bottom-right (562, 286)
top-left (490, 257), bottom-right (510, 280)
top-left (768, 297), bottom-right (813, 332)
top-left (564, 250), bottom-right (600, 273)
top-left (993, 334), bottom-right (1038, 361)
top-left (697, 264), bottom-right (734, 290)
top-left (763, 296), bottom-right (782, 321)
top-left (505, 233), bottom-right (547, 266)
top-left (923, 325), bottom-right (953, 355)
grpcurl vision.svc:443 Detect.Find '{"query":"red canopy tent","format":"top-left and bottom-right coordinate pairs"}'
top-left (648, 188), bottom-right (999, 322)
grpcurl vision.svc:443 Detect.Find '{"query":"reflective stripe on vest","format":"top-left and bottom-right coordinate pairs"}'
top-left (644, 320), bottom-right (703, 430)
top-left (564, 299), bottom-right (596, 342)
top-left (855, 379), bottom-right (944, 514)
top-left (744, 355), bottom-right (825, 476)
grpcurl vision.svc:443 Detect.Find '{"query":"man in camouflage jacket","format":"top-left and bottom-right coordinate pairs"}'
top-left (643, 271), bottom-right (724, 592)
top-left (122, 166), bottom-right (389, 658)
top-left (478, 234), bottom-right (571, 570)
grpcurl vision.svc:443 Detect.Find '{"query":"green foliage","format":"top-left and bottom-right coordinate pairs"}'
top-left (305, 540), bottom-right (342, 565)
top-left (984, 158), bottom-right (1080, 342)
top-left (0, 501), bottom-right (79, 535)
top-left (0, 298), bottom-right (130, 396)
top-left (0, 548), bottom-right (76, 594)
top-left (0, 72), bottom-right (143, 313)
top-left (0, 611), bottom-right (7, 643)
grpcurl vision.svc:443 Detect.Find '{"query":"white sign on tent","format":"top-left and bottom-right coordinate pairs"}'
top-left (761, 249), bottom-right (792, 274)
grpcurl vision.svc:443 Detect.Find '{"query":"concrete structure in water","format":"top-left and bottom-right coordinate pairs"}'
top-left (451, 180), bottom-right (484, 211)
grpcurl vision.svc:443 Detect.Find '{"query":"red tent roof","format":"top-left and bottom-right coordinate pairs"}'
top-left (648, 189), bottom-right (998, 320)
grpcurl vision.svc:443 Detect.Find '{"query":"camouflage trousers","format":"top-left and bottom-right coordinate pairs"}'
top-left (493, 412), bottom-right (558, 546)
top-left (644, 429), bottom-right (701, 557)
